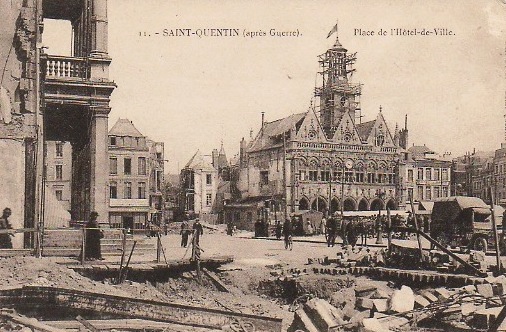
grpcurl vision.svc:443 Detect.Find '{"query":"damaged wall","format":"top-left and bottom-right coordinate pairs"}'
top-left (0, 140), bottom-right (26, 248)
top-left (0, 0), bottom-right (39, 248)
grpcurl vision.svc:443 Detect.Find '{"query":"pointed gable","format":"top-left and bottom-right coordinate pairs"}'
top-left (295, 108), bottom-right (327, 142)
top-left (331, 111), bottom-right (362, 144)
top-left (109, 118), bottom-right (144, 137)
top-left (184, 150), bottom-right (215, 171)
top-left (248, 113), bottom-right (306, 152)
top-left (356, 120), bottom-right (375, 142)
top-left (364, 112), bottom-right (396, 148)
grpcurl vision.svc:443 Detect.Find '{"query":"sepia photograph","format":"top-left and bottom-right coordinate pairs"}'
top-left (0, 0), bottom-right (505, 330)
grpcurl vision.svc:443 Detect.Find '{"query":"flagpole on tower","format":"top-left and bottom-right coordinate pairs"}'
top-left (327, 19), bottom-right (339, 39)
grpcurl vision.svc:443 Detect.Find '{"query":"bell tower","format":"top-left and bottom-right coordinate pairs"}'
top-left (315, 33), bottom-right (362, 138)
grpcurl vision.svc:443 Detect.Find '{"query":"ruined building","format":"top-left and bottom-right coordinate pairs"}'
top-left (0, 0), bottom-right (114, 247)
top-left (225, 34), bottom-right (408, 227)
top-left (180, 144), bottom-right (232, 221)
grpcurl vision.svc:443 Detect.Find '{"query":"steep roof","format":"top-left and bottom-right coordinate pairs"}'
top-left (184, 150), bottom-right (215, 171)
top-left (109, 118), bottom-right (144, 137)
top-left (248, 112), bottom-right (306, 152)
top-left (408, 145), bottom-right (435, 159)
top-left (355, 120), bottom-right (375, 141)
top-left (217, 143), bottom-right (228, 169)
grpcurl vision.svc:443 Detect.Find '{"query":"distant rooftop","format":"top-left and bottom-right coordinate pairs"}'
top-left (109, 118), bottom-right (144, 137)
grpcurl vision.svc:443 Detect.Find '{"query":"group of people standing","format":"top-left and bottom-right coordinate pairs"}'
top-left (180, 218), bottom-right (203, 248)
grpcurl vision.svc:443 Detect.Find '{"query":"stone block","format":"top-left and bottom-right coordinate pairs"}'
top-left (356, 297), bottom-right (374, 311)
top-left (377, 315), bottom-right (410, 330)
top-left (477, 283), bottom-right (494, 298)
top-left (472, 306), bottom-right (503, 330)
top-left (421, 291), bottom-right (438, 303)
top-left (355, 285), bottom-right (377, 298)
top-left (434, 288), bottom-right (452, 301)
top-left (304, 298), bottom-right (344, 332)
top-left (359, 318), bottom-right (392, 332)
top-left (414, 295), bottom-right (430, 309)
top-left (371, 289), bottom-right (389, 299)
top-left (461, 303), bottom-right (478, 316)
top-left (372, 299), bottom-right (389, 313)
top-left (389, 286), bottom-right (414, 313)
top-left (291, 308), bottom-right (320, 332)
top-left (462, 285), bottom-right (476, 294)
top-left (485, 275), bottom-right (498, 284)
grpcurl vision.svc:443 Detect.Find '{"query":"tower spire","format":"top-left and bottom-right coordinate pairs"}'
top-left (317, 20), bottom-right (362, 138)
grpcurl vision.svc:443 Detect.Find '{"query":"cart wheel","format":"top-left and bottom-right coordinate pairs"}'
top-left (473, 237), bottom-right (488, 253)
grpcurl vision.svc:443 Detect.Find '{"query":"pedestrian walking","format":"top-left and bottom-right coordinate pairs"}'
top-left (275, 220), bottom-right (282, 240)
top-left (320, 217), bottom-right (326, 236)
top-left (283, 218), bottom-right (293, 250)
top-left (180, 219), bottom-right (190, 247)
top-left (0, 208), bottom-right (14, 249)
top-left (326, 216), bottom-right (338, 247)
top-left (306, 219), bottom-right (313, 235)
top-left (84, 211), bottom-right (103, 260)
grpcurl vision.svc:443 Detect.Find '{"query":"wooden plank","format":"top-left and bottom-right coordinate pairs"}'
top-left (43, 318), bottom-right (221, 331)
top-left (0, 310), bottom-right (66, 332)
top-left (76, 315), bottom-right (100, 332)
top-left (202, 268), bottom-right (231, 293)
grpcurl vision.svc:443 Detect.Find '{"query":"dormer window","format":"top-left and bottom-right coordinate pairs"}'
top-left (110, 136), bottom-right (116, 146)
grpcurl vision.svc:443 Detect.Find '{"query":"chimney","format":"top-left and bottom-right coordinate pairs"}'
top-left (212, 149), bottom-right (219, 168)
top-left (240, 137), bottom-right (246, 167)
top-left (404, 114), bottom-right (408, 130)
top-left (261, 112), bottom-right (265, 134)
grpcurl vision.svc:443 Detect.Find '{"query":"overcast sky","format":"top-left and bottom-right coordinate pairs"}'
top-left (43, 0), bottom-right (506, 173)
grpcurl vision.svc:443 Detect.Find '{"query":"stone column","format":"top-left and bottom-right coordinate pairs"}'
top-left (89, 0), bottom-right (111, 81)
top-left (90, 0), bottom-right (108, 56)
top-left (89, 107), bottom-right (109, 224)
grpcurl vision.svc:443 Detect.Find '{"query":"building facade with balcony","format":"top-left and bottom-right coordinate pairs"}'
top-left (401, 145), bottom-right (452, 206)
top-left (108, 119), bottom-right (150, 230)
top-left (0, 0), bottom-right (115, 247)
top-left (225, 35), bottom-right (406, 229)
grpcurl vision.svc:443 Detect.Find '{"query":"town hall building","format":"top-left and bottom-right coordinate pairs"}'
top-left (225, 33), bottom-right (408, 227)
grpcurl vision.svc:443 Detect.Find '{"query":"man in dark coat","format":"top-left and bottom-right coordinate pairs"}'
top-left (0, 208), bottom-right (14, 249)
top-left (191, 218), bottom-right (204, 261)
top-left (326, 216), bottom-right (338, 247)
top-left (180, 220), bottom-right (190, 247)
top-left (275, 220), bottom-right (282, 240)
top-left (283, 218), bottom-right (293, 250)
top-left (84, 211), bottom-right (103, 260)
top-left (193, 218), bottom-right (204, 245)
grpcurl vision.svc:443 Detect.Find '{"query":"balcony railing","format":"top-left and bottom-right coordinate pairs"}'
top-left (44, 55), bottom-right (89, 79)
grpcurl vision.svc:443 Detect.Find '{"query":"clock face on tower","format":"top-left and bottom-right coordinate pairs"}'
top-left (345, 159), bottom-right (354, 169)
top-left (340, 96), bottom-right (346, 106)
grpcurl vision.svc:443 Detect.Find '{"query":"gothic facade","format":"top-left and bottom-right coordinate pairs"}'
top-left (232, 35), bottom-right (407, 222)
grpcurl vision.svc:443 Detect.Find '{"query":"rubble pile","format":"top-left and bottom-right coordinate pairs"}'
top-left (287, 273), bottom-right (506, 331)
top-left (308, 244), bottom-right (489, 276)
